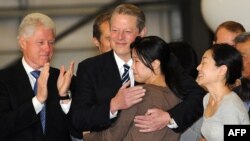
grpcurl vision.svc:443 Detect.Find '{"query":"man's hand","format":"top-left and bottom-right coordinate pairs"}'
top-left (57, 61), bottom-right (74, 97)
top-left (110, 81), bottom-right (145, 113)
top-left (36, 63), bottom-right (50, 103)
top-left (134, 108), bottom-right (170, 132)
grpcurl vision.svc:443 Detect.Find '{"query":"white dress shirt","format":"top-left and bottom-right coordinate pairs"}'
top-left (109, 52), bottom-right (134, 119)
top-left (22, 57), bottom-right (71, 114)
top-left (113, 52), bottom-right (134, 86)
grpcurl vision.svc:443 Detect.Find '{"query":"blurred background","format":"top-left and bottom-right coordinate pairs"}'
top-left (0, 0), bottom-right (216, 71)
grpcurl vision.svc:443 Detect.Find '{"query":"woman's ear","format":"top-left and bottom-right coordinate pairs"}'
top-left (219, 65), bottom-right (228, 76)
top-left (152, 59), bottom-right (161, 70)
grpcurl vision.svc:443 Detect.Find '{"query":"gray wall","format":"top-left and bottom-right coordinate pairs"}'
top-left (0, 0), bottom-right (211, 71)
top-left (0, 0), bottom-right (183, 71)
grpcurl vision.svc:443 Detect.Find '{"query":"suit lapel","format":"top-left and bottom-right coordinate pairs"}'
top-left (12, 61), bottom-right (35, 105)
top-left (92, 51), bottom-right (123, 100)
top-left (105, 51), bottom-right (122, 87)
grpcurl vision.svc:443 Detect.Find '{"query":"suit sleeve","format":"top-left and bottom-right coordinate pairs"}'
top-left (70, 61), bottom-right (112, 132)
top-left (0, 81), bottom-right (38, 139)
top-left (167, 59), bottom-right (206, 133)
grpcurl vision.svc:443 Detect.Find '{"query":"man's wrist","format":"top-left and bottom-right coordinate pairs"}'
top-left (110, 98), bottom-right (118, 113)
top-left (168, 118), bottom-right (174, 125)
top-left (59, 91), bottom-right (72, 100)
top-left (110, 110), bottom-right (118, 119)
top-left (167, 117), bottom-right (178, 128)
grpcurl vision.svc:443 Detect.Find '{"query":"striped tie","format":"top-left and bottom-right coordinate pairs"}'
top-left (31, 70), bottom-right (46, 134)
top-left (121, 64), bottom-right (130, 84)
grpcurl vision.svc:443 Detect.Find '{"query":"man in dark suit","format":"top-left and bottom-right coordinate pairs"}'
top-left (71, 3), bottom-right (146, 132)
top-left (0, 13), bottom-right (74, 141)
top-left (71, 3), bottom-right (206, 135)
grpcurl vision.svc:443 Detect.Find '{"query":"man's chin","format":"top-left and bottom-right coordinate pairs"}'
top-left (41, 60), bottom-right (50, 65)
top-left (114, 46), bottom-right (130, 52)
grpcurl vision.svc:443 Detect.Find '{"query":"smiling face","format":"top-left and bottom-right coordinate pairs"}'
top-left (196, 50), bottom-right (222, 88)
top-left (131, 49), bottom-right (154, 84)
top-left (19, 25), bottom-right (55, 70)
top-left (110, 13), bottom-right (141, 61)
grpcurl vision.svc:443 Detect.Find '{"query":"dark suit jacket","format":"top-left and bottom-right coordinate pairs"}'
top-left (71, 51), bottom-right (122, 132)
top-left (167, 55), bottom-right (206, 132)
top-left (71, 50), bottom-right (206, 133)
top-left (0, 60), bottom-right (71, 141)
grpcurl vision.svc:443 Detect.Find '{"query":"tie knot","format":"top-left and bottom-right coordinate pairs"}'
top-left (121, 64), bottom-right (130, 84)
top-left (31, 70), bottom-right (41, 79)
top-left (124, 64), bottom-right (130, 70)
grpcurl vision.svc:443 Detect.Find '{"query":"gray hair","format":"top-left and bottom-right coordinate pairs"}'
top-left (18, 13), bottom-right (55, 39)
top-left (112, 3), bottom-right (145, 32)
top-left (235, 32), bottom-right (250, 44)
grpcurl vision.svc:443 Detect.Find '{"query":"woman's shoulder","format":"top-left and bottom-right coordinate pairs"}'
top-left (223, 92), bottom-right (245, 106)
top-left (142, 84), bottom-right (172, 94)
top-left (219, 92), bottom-right (249, 124)
top-left (142, 84), bottom-right (181, 102)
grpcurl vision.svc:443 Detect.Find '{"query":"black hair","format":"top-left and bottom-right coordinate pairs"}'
top-left (169, 41), bottom-right (198, 79)
top-left (209, 44), bottom-right (243, 86)
top-left (130, 36), bottom-right (185, 98)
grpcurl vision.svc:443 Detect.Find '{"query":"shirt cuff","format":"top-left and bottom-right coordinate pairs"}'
top-left (110, 111), bottom-right (118, 119)
top-left (167, 118), bottom-right (178, 129)
top-left (60, 100), bottom-right (72, 114)
top-left (32, 96), bottom-right (45, 114)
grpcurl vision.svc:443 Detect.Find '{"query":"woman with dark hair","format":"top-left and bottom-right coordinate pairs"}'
top-left (169, 41), bottom-right (198, 79)
top-left (196, 44), bottom-right (249, 141)
top-left (83, 36), bottom-right (190, 141)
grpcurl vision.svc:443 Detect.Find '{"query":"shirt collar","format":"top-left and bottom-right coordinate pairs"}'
top-left (22, 57), bottom-right (42, 74)
top-left (113, 52), bottom-right (132, 70)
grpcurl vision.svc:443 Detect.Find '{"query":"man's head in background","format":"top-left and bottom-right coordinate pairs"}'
top-left (93, 12), bottom-right (112, 53)
top-left (214, 21), bottom-right (245, 46)
top-left (235, 32), bottom-right (250, 79)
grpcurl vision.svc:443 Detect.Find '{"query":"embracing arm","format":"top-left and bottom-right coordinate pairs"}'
top-left (69, 61), bottom-right (112, 132)
top-left (70, 59), bottom-right (145, 132)
top-left (83, 104), bottom-right (137, 141)
top-left (167, 71), bottom-right (206, 132)
top-left (134, 62), bottom-right (206, 133)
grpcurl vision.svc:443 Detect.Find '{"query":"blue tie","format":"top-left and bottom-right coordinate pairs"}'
top-left (121, 64), bottom-right (130, 84)
top-left (31, 70), bottom-right (46, 134)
